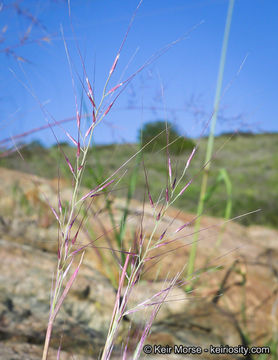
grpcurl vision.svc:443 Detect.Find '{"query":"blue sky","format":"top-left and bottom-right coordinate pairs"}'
top-left (1, 0), bottom-right (277, 147)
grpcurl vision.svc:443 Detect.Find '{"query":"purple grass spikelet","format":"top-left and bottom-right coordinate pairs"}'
top-left (108, 82), bottom-right (123, 95)
top-left (66, 132), bottom-right (77, 146)
top-left (172, 177), bottom-right (176, 190)
top-left (91, 179), bottom-right (115, 195)
top-left (148, 191), bottom-right (154, 208)
top-left (185, 147), bottom-right (196, 170)
top-left (175, 221), bottom-right (191, 233)
top-left (178, 179), bottom-right (193, 197)
top-left (88, 93), bottom-right (96, 108)
top-left (76, 110), bottom-right (81, 130)
top-left (85, 124), bottom-right (93, 138)
top-left (79, 179), bottom-right (115, 202)
top-left (109, 54), bottom-right (120, 76)
top-left (86, 77), bottom-right (96, 108)
top-left (65, 155), bottom-right (75, 175)
top-left (168, 157), bottom-right (172, 182)
top-left (58, 198), bottom-right (62, 215)
top-left (72, 229), bottom-right (79, 245)
top-left (50, 205), bottom-right (60, 224)
top-left (77, 142), bottom-right (80, 158)
top-left (104, 101), bottom-right (115, 116)
top-left (159, 230), bottom-right (167, 241)
top-left (166, 187), bottom-right (169, 202)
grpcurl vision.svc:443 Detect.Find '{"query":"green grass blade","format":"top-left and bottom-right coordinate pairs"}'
top-left (186, 0), bottom-right (235, 289)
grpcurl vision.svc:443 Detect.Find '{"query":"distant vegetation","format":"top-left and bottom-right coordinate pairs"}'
top-left (0, 133), bottom-right (277, 228)
top-left (140, 120), bottom-right (195, 155)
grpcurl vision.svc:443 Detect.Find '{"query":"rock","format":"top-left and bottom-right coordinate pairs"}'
top-left (123, 281), bottom-right (187, 325)
top-left (0, 238), bottom-right (116, 357)
top-left (247, 225), bottom-right (278, 249)
top-left (0, 341), bottom-right (96, 360)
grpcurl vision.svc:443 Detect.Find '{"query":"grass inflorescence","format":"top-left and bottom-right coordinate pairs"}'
top-left (35, 2), bottom-right (206, 358)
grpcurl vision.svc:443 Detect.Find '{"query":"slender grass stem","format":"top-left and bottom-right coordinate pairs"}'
top-left (186, 0), bottom-right (235, 289)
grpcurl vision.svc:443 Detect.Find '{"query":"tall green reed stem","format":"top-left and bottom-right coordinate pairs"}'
top-left (186, 0), bottom-right (235, 287)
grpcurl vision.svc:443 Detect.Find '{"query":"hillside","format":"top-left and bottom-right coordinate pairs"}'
top-left (0, 132), bottom-right (277, 228)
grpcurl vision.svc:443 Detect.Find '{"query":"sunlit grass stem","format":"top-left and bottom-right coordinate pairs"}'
top-left (186, 0), bottom-right (235, 288)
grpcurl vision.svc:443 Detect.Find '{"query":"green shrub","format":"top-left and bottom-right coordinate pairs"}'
top-left (19, 140), bottom-right (46, 159)
top-left (139, 120), bottom-right (195, 155)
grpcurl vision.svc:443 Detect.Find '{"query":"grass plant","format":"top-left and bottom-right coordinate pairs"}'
top-left (2, 1), bottom-right (275, 359)
top-left (36, 3), bottom-right (204, 358)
